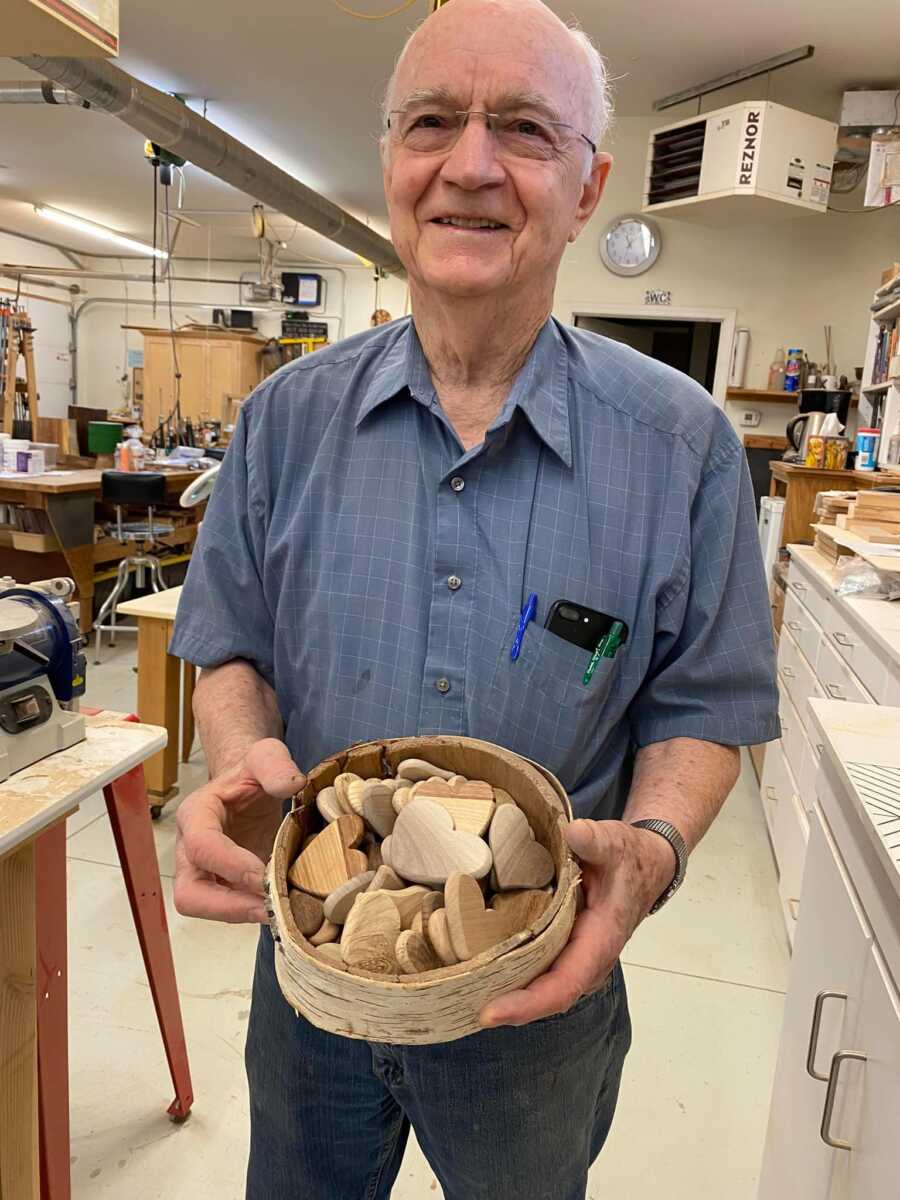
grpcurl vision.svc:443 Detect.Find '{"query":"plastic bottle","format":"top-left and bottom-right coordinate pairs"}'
top-left (123, 426), bottom-right (145, 471)
top-left (767, 347), bottom-right (786, 391)
top-left (784, 349), bottom-right (803, 393)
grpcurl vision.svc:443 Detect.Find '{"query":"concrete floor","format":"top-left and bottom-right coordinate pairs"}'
top-left (67, 640), bottom-right (789, 1199)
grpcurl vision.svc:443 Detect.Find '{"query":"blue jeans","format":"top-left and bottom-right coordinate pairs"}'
top-left (245, 929), bottom-right (631, 1200)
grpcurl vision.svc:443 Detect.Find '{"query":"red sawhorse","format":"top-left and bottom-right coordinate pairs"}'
top-left (34, 712), bottom-right (194, 1200)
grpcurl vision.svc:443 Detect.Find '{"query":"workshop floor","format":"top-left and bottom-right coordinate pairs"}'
top-left (67, 642), bottom-right (790, 1200)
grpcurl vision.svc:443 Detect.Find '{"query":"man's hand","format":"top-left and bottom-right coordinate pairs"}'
top-left (479, 819), bottom-right (676, 1027)
top-left (173, 738), bottom-right (305, 924)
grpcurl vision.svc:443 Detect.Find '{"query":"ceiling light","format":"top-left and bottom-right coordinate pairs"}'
top-left (34, 204), bottom-right (168, 258)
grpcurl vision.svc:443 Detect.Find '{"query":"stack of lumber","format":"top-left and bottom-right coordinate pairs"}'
top-left (813, 526), bottom-right (856, 563)
top-left (814, 491), bottom-right (856, 526)
top-left (835, 491), bottom-right (900, 545)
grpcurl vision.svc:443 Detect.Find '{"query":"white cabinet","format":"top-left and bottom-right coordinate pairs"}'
top-left (759, 809), bottom-right (871, 1200)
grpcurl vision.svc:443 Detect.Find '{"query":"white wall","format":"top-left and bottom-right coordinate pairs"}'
top-left (0, 231), bottom-right (74, 420)
top-left (553, 114), bottom-right (900, 438)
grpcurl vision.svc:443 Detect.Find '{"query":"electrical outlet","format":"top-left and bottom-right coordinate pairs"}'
top-left (740, 409), bottom-right (761, 427)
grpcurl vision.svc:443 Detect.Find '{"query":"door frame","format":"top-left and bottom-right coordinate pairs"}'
top-left (565, 303), bottom-right (737, 408)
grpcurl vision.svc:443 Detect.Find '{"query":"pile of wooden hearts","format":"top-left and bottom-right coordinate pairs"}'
top-left (285, 757), bottom-right (556, 976)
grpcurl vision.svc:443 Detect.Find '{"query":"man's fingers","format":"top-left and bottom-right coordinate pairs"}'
top-left (244, 738), bottom-right (306, 801)
top-left (565, 818), bottom-right (620, 869)
top-left (183, 823), bottom-right (267, 893)
top-left (173, 847), bottom-right (269, 923)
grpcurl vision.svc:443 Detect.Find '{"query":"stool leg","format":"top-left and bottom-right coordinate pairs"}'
top-left (103, 767), bottom-right (194, 1122)
top-left (150, 556), bottom-right (166, 593)
top-left (35, 823), bottom-right (71, 1200)
top-left (93, 557), bottom-right (130, 664)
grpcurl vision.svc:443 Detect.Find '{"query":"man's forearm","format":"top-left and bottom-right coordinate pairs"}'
top-left (194, 660), bottom-right (284, 777)
top-left (624, 736), bottom-right (741, 853)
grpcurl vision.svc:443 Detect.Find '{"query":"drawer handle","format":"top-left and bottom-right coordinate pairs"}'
top-left (820, 1050), bottom-right (867, 1150)
top-left (787, 620), bottom-right (803, 632)
top-left (788, 898), bottom-right (800, 921)
top-left (792, 582), bottom-right (808, 593)
top-left (832, 632), bottom-right (854, 648)
top-left (816, 743), bottom-right (824, 755)
top-left (765, 785), bottom-right (777, 800)
top-left (825, 683), bottom-right (846, 700)
top-left (806, 990), bottom-right (847, 1082)
top-left (781, 666), bottom-right (796, 678)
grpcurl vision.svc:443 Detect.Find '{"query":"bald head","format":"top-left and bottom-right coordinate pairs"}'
top-left (383, 0), bottom-right (611, 148)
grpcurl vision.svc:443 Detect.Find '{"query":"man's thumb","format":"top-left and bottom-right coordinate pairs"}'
top-left (565, 818), bottom-right (616, 867)
top-left (246, 738), bottom-right (306, 800)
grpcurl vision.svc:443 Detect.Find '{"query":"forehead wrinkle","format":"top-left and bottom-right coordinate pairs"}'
top-left (394, 84), bottom-right (565, 125)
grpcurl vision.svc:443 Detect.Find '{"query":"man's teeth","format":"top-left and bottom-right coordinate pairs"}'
top-left (436, 217), bottom-right (503, 229)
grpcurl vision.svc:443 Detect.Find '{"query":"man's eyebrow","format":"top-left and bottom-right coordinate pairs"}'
top-left (394, 86), bottom-right (564, 123)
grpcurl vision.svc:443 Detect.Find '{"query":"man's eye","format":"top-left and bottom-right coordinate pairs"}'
top-left (412, 113), bottom-right (447, 129)
top-left (512, 118), bottom-right (551, 140)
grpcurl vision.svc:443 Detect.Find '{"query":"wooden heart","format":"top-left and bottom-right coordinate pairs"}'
top-left (367, 865), bottom-right (405, 892)
top-left (396, 758), bottom-right (455, 783)
top-left (488, 803), bottom-right (554, 891)
top-left (426, 907), bottom-right (459, 966)
top-left (493, 788), bottom-right (517, 808)
top-left (309, 918), bottom-right (340, 946)
top-left (314, 943), bottom-right (346, 970)
top-left (333, 772), bottom-right (362, 814)
top-left (490, 888), bottom-right (552, 930)
top-left (288, 813), bottom-right (367, 897)
top-left (341, 892), bottom-right (401, 973)
top-left (411, 778), bottom-right (496, 837)
top-left (391, 787), bottom-right (413, 814)
top-left (288, 889), bottom-right (324, 937)
top-left (396, 929), bottom-right (441, 974)
top-left (445, 871), bottom-right (510, 961)
top-left (315, 785), bottom-right (344, 824)
top-left (362, 784), bottom-right (397, 838)
top-left (381, 798), bottom-right (492, 886)
top-left (379, 885), bottom-right (433, 929)
top-left (323, 870), bottom-right (376, 924)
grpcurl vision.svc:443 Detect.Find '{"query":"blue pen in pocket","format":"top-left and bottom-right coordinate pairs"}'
top-left (510, 592), bottom-right (538, 661)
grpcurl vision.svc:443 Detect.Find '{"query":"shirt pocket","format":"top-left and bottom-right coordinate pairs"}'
top-left (472, 625), bottom-right (620, 791)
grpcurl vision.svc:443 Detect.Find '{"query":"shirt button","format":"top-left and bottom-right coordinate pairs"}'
top-left (435, 677), bottom-right (451, 695)
top-left (450, 476), bottom-right (465, 493)
top-left (447, 574), bottom-right (462, 591)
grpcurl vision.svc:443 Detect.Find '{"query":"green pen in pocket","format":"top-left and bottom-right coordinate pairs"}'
top-left (583, 620), bottom-right (625, 685)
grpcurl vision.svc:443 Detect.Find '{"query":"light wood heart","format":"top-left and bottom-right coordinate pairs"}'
top-left (391, 787), bottom-right (414, 814)
top-left (362, 784), bottom-right (398, 838)
top-left (488, 803), bottom-right (555, 891)
top-left (395, 929), bottom-right (441, 974)
top-left (315, 785), bottom-right (344, 824)
top-left (490, 888), bottom-right (552, 930)
top-left (426, 907), bottom-right (459, 966)
top-left (396, 758), bottom-right (455, 783)
top-left (333, 772), bottom-right (362, 814)
top-left (445, 872), bottom-right (510, 961)
top-left (314, 942), bottom-right (346, 969)
top-left (378, 885), bottom-right (433, 929)
top-left (309, 918), bottom-right (340, 946)
top-left (367, 865), bottom-right (405, 892)
top-left (288, 813), bottom-right (367, 897)
top-left (493, 788), bottom-right (517, 808)
top-left (341, 892), bottom-right (401, 973)
top-left (411, 780), bottom-right (496, 837)
top-left (323, 870), bottom-right (376, 924)
top-left (381, 798), bottom-right (492, 886)
top-left (288, 889), bottom-right (324, 937)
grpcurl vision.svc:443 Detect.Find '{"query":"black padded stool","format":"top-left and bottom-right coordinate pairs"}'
top-left (93, 471), bottom-right (173, 663)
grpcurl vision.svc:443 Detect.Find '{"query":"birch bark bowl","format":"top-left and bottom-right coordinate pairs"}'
top-left (266, 735), bottom-right (580, 1044)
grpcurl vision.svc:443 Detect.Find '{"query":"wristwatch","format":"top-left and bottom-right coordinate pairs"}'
top-left (631, 819), bottom-right (688, 914)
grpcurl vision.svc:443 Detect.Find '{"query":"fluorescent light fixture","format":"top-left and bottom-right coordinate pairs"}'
top-left (34, 204), bottom-right (168, 259)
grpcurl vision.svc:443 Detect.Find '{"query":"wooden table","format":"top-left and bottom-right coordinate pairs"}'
top-left (0, 469), bottom-right (201, 635)
top-left (0, 715), bottom-right (166, 1200)
top-left (115, 587), bottom-right (195, 805)
top-left (768, 463), bottom-right (899, 547)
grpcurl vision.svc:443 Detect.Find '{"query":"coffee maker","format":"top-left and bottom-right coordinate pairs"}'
top-left (785, 388), bottom-right (852, 462)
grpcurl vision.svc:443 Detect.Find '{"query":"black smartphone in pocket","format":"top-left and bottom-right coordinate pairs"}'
top-left (544, 600), bottom-right (629, 651)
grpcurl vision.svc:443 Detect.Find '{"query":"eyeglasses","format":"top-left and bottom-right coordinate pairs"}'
top-left (386, 106), bottom-right (597, 160)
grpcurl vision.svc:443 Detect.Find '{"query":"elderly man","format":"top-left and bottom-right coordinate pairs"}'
top-left (170, 0), bottom-right (779, 1196)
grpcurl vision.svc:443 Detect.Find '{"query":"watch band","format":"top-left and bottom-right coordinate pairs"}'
top-left (631, 818), bottom-right (688, 914)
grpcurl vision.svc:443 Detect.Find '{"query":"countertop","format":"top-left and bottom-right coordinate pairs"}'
top-left (0, 468), bottom-right (200, 495)
top-left (116, 585), bottom-right (182, 622)
top-left (808, 698), bottom-right (900, 902)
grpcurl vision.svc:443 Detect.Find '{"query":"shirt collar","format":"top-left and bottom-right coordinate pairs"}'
top-left (356, 316), bottom-right (572, 468)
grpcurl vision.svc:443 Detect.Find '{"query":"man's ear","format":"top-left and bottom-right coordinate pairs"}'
top-left (569, 153), bottom-right (612, 243)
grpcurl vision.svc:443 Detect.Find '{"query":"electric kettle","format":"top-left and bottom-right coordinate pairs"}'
top-left (786, 410), bottom-right (829, 462)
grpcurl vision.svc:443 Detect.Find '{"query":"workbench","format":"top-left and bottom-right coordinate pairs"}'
top-left (116, 586), bottom-right (195, 805)
top-left (768, 462), bottom-right (900, 547)
top-left (0, 469), bottom-right (202, 635)
top-left (0, 714), bottom-right (168, 1200)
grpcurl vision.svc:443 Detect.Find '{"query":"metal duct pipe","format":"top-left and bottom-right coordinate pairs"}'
top-left (16, 55), bottom-right (405, 277)
top-left (0, 81), bottom-right (91, 106)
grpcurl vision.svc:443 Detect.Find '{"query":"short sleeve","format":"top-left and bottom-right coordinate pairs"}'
top-left (628, 439), bottom-right (780, 749)
top-left (169, 400), bottom-right (274, 685)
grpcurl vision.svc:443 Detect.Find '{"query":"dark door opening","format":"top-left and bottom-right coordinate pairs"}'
top-left (574, 314), bottom-right (721, 394)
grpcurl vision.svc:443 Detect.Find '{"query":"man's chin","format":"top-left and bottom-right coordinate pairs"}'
top-left (418, 263), bottom-right (512, 300)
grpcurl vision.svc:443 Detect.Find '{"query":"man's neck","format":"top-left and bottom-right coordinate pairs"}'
top-left (411, 285), bottom-right (551, 451)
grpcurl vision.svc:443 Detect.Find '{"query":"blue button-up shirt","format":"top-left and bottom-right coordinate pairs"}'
top-left (170, 316), bottom-right (779, 819)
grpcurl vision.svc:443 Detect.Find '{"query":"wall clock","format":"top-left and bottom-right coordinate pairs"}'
top-left (599, 214), bottom-right (661, 276)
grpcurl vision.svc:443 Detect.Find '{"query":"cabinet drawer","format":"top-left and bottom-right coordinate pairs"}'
top-left (774, 790), bottom-right (809, 943)
top-left (797, 735), bottom-right (820, 816)
top-left (788, 558), bottom-right (834, 631)
top-left (760, 738), bottom-right (796, 835)
top-left (778, 628), bottom-right (825, 738)
top-left (816, 635), bottom-right (876, 706)
top-left (783, 587), bottom-right (823, 670)
top-left (778, 682), bottom-right (807, 785)
top-left (823, 600), bottom-right (900, 705)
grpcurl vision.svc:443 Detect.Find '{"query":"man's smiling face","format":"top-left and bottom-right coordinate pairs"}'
top-left (381, 0), bottom-right (610, 302)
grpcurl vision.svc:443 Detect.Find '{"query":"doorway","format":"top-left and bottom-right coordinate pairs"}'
top-left (574, 314), bottom-right (721, 393)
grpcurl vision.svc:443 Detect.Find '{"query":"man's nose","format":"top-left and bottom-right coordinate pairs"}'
top-left (439, 113), bottom-right (507, 189)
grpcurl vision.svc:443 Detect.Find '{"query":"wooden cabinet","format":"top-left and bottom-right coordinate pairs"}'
top-left (134, 327), bottom-right (264, 433)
